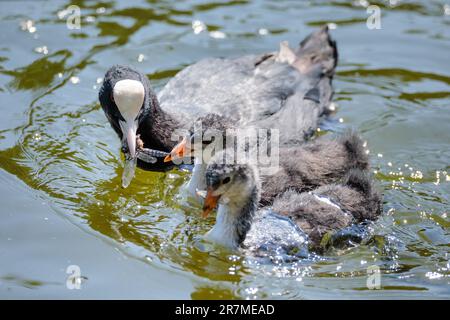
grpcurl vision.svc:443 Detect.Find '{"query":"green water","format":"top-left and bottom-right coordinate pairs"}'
top-left (0, 0), bottom-right (449, 299)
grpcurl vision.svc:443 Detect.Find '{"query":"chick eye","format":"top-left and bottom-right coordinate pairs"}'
top-left (222, 177), bottom-right (231, 184)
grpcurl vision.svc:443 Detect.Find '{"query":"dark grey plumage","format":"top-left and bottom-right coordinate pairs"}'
top-left (188, 113), bottom-right (234, 148)
top-left (204, 148), bottom-right (381, 255)
top-left (159, 27), bottom-right (337, 141)
top-left (260, 130), bottom-right (369, 205)
top-left (235, 186), bottom-right (260, 246)
top-left (272, 169), bottom-right (382, 251)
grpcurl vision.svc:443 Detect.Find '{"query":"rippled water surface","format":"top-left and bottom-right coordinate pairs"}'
top-left (0, 0), bottom-right (449, 299)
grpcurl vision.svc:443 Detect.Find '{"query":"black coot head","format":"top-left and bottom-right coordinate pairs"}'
top-left (98, 65), bottom-right (154, 157)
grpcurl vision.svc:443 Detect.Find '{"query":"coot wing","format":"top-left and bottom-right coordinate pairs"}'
top-left (158, 26), bottom-right (337, 137)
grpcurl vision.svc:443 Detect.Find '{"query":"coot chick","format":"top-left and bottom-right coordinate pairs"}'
top-left (200, 150), bottom-right (381, 255)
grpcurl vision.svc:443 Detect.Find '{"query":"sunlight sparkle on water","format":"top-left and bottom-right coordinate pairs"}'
top-left (245, 287), bottom-right (259, 295)
top-left (228, 255), bottom-right (241, 262)
top-left (209, 31), bottom-right (227, 39)
top-left (426, 272), bottom-right (445, 280)
top-left (96, 7), bottom-right (106, 14)
top-left (192, 20), bottom-right (206, 34)
top-left (70, 76), bottom-right (80, 84)
top-left (444, 4), bottom-right (450, 16)
top-left (327, 23), bottom-right (337, 30)
top-left (354, 0), bottom-right (369, 7)
top-left (20, 20), bottom-right (36, 33)
top-left (389, 0), bottom-right (399, 7)
top-left (258, 28), bottom-right (269, 36)
top-left (33, 132), bottom-right (42, 141)
top-left (34, 46), bottom-right (48, 55)
top-left (411, 170), bottom-right (423, 180)
top-left (85, 16), bottom-right (96, 23)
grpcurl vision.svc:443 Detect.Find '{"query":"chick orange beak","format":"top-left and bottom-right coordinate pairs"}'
top-left (164, 137), bottom-right (188, 163)
top-left (202, 188), bottom-right (220, 218)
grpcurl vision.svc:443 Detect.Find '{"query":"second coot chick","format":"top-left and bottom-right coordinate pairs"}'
top-left (201, 149), bottom-right (381, 255)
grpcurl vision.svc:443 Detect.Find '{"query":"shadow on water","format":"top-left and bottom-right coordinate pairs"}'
top-left (0, 0), bottom-right (449, 298)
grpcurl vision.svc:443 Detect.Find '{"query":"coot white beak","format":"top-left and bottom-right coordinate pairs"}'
top-left (113, 79), bottom-right (145, 188)
top-left (119, 119), bottom-right (138, 159)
